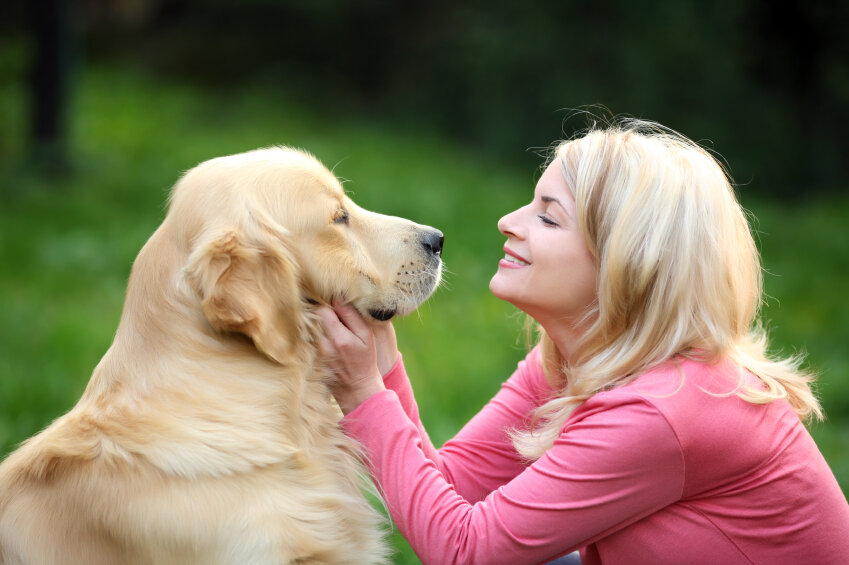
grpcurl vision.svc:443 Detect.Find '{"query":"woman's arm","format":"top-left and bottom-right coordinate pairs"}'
top-left (343, 389), bottom-right (685, 565)
top-left (378, 349), bottom-right (554, 502)
top-left (318, 303), bottom-right (685, 564)
top-left (318, 302), bottom-right (551, 501)
top-left (379, 355), bottom-right (442, 463)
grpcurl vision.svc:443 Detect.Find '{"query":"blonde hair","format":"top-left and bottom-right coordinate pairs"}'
top-left (511, 118), bottom-right (822, 460)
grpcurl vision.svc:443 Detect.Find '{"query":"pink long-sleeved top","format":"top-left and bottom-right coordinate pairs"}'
top-left (342, 348), bottom-right (849, 564)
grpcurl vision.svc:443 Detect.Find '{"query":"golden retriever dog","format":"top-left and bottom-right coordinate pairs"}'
top-left (0, 147), bottom-right (443, 564)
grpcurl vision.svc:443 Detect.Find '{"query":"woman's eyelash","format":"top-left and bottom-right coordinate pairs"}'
top-left (538, 214), bottom-right (558, 226)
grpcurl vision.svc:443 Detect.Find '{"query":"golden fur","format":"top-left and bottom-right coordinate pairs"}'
top-left (0, 147), bottom-right (443, 564)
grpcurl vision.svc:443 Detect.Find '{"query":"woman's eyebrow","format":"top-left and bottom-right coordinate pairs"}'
top-left (541, 195), bottom-right (574, 217)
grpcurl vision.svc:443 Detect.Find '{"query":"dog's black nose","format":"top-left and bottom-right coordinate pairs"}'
top-left (421, 230), bottom-right (444, 257)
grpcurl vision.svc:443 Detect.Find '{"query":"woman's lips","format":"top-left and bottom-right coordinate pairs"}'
top-left (500, 246), bottom-right (530, 268)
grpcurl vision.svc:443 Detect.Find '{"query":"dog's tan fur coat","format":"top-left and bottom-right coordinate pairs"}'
top-left (0, 148), bottom-right (442, 564)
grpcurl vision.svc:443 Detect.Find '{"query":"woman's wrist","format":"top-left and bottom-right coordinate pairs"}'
top-left (335, 377), bottom-right (387, 415)
top-left (373, 322), bottom-right (399, 376)
top-left (380, 353), bottom-right (402, 380)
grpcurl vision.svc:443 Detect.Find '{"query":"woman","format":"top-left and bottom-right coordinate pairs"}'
top-left (317, 119), bottom-right (849, 564)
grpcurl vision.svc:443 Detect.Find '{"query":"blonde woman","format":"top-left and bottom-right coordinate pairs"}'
top-left (317, 119), bottom-right (849, 564)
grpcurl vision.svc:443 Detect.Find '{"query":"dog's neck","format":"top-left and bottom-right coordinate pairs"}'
top-left (73, 225), bottom-right (336, 478)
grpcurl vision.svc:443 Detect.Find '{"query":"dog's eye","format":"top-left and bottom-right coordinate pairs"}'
top-left (333, 209), bottom-right (349, 225)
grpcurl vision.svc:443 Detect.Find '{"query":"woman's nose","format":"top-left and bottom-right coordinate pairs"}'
top-left (497, 208), bottom-right (523, 238)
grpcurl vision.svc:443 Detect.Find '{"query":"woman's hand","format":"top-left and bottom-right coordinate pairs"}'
top-left (372, 312), bottom-right (400, 377)
top-left (316, 301), bottom-right (394, 414)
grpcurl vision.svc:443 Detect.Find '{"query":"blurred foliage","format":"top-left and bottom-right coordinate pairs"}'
top-left (3, 0), bottom-right (848, 196)
top-left (71, 0), bottom-right (849, 198)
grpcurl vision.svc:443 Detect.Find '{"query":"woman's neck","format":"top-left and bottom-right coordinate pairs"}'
top-left (536, 313), bottom-right (594, 365)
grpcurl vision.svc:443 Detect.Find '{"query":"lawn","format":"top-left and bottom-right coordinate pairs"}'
top-left (1, 65), bottom-right (847, 563)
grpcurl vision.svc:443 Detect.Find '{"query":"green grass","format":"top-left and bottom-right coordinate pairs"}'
top-left (1, 65), bottom-right (847, 563)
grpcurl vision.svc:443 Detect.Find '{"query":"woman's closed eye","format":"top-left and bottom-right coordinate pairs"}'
top-left (537, 214), bottom-right (559, 227)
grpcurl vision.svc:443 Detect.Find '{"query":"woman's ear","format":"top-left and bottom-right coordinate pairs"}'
top-left (185, 228), bottom-right (304, 365)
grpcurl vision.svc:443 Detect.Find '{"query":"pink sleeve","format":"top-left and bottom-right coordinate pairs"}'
top-left (342, 388), bottom-right (685, 565)
top-left (380, 354), bottom-right (441, 464)
top-left (382, 350), bottom-right (554, 502)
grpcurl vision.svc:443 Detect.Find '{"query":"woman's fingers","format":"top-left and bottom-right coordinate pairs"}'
top-left (316, 306), bottom-right (344, 350)
top-left (315, 301), bottom-right (386, 414)
top-left (317, 303), bottom-right (363, 348)
top-left (330, 300), bottom-right (370, 343)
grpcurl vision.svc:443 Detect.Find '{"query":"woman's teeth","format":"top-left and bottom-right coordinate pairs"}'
top-left (504, 254), bottom-right (529, 266)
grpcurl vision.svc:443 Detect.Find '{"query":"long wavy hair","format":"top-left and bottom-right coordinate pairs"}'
top-left (510, 118), bottom-right (822, 461)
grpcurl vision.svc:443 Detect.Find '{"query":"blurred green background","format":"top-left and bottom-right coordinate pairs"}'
top-left (1, 1), bottom-right (847, 563)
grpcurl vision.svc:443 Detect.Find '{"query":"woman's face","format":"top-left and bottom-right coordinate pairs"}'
top-left (490, 159), bottom-right (598, 331)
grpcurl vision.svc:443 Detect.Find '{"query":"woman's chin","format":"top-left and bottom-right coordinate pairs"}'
top-left (488, 274), bottom-right (504, 299)
top-left (489, 275), bottom-right (516, 305)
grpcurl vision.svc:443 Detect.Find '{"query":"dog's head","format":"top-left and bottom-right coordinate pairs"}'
top-left (169, 147), bottom-right (443, 364)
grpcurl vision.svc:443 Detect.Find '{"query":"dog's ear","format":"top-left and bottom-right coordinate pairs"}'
top-left (185, 228), bottom-right (304, 365)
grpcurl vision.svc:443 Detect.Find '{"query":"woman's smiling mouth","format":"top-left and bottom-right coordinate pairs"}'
top-left (500, 247), bottom-right (530, 268)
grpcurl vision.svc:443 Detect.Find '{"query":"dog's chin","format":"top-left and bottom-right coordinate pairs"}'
top-left (367, 308), bottom-right (396, 322)
top-left (342, 299), bottom-right (396, 322)
top-left (366, 296), bottom-right (426, 322)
